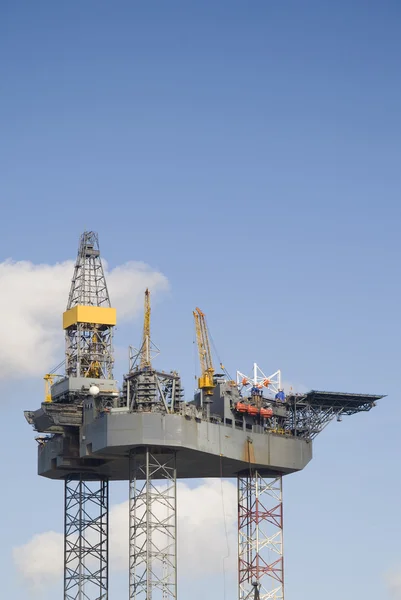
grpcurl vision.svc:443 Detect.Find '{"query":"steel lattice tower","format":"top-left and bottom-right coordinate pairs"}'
top-left (129, 449), bottom-right (177, 600)
top-left (238, 474), bottom-right (283, 600)
top-left (64, 477), bottom-right (109, 600)
top-left (65, 231), bottom-right (115, 379)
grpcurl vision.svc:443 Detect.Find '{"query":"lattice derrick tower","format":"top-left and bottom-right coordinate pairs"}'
top-left (64, 231), bottom-right (116, 380)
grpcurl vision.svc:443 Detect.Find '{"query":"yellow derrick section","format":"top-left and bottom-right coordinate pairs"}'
top-left (63, 306), bottom-right (117, 329)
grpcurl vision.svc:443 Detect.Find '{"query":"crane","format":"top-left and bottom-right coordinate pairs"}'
top-left (43, 371), bottom-right (63, 403)
top-left (43, 374), bottom-right (56, 403)
top-left (193, 307), bottom-right (215, 416)
top-left (128, 288), bottom-right (160, 372)
top-left (140, 288), bottom-right (151, 369)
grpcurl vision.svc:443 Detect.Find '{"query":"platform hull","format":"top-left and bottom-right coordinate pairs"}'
top-left (37, 412), bottom-right (312, 480)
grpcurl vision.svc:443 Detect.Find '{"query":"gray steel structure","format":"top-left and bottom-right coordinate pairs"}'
top-left (24, 231), bottom-right (385, 600)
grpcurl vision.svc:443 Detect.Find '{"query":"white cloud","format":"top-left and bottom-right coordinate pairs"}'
top-left (0, 258), bottom-right (168, 380)
top-left (386, 569), bottom-right (401, 599)
top-left (13, 479), bottom-right (237, 593)
top-left (13, 531), bottom-right (64, 591)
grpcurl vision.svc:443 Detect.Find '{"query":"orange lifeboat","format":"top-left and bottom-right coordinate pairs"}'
top-left (260, 407), bottom-right (273, 418)
top-left (235, 402), bottom-right (248, 413)
top-left (247, 405), bottom-right (259, 416)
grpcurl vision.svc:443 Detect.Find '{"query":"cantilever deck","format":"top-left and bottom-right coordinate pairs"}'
top-left (287, 390), bottom-right (385, 414)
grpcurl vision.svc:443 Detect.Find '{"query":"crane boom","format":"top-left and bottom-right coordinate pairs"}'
top-left (140, 288), bottom-right (151, 369)
top-left (193, 307), bottom-right (215, 395)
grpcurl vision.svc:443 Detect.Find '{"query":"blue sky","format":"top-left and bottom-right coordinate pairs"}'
top-left (1, 1), bottom-right (400, 598)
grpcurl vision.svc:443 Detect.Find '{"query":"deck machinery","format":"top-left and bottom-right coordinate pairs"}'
top-left (25, 232), bottom-right (385, 600)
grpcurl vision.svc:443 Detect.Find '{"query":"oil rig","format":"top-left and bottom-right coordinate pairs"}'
top-left (25, 231), bottom-right (385, 600)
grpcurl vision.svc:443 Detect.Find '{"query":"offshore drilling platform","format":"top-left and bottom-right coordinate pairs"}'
top-left (25, 231), bottom-right (385, 600)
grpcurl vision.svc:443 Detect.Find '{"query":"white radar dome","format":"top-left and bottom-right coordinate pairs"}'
top-left (89, 385), bottom-right (100, 396)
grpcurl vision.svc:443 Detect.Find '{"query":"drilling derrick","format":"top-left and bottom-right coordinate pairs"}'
top-left (62, 231), bottom-right (117, 394)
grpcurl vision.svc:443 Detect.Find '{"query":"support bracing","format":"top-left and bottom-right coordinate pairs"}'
top-left (64, 477), bottom-right (109, 600)
top-left (129, 448), bottom-right (177, 600)
top-left (238, 473), bottom-right (283, 600)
